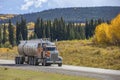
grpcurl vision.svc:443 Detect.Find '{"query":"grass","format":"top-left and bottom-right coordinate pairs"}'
top-left (56, 40), bottom-right (120, 70)
top-left (0, 47), bottom-right (18, 60)
top-left (0, 40), bottom-right (120, 70)
top-left (0, 67), bottom-right (96, 80)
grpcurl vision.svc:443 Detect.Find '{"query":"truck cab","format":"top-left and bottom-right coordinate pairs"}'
top-left (42, 46), bottom-right (62, 66)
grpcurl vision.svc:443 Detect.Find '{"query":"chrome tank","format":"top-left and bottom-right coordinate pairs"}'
top-left (18, 39), bottom-right (55, 57)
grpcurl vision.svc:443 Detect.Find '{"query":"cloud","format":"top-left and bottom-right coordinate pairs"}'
top-left (47, 0), bottom-right (95, 8)
top-left (21, 0), bottom-right (48, 10)
top-left (20, 0), bottom-right (120, 11)
top-left (47, 0), bottom-right (120, 8)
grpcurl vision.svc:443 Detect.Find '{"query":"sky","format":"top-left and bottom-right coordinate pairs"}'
top-left (0, 0), bottom-right (120, 14)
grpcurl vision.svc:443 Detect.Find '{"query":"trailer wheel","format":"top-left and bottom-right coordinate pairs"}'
top-left (17, 57), bottom-right (20, 64)
top-left (28, 57), bottom-right (32, 65)
top-left (20, 57), bottom-right (24, 64)
top-left (15, 57), bottom-right (18, 64)
top-left (31, 57), bottom-right (34, 65)
top-left (58, 63), bottom-right (62, 67)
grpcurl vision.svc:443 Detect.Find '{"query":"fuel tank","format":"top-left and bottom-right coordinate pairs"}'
top-left (18, 39), bottom-right (55, 57)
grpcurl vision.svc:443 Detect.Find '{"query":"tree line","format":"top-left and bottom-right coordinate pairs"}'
top-left (0, 17), bottom-right (109, 48)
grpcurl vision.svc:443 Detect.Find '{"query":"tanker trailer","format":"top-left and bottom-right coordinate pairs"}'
top-left (15, 39), bottom-right (62, 67)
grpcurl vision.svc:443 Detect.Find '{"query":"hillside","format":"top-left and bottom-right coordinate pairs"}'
top-left (57, 40), bottom-right (120, 70)
top-left (0, 6), bottom-right (120, 24)
top-left (0, 14), bottom-right (16, 21)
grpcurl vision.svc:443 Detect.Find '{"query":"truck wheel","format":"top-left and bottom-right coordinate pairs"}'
top-left (33, 58), bottom-right (35, 65)
top-left (17, 57), bottom-right (24, 64)
top-left (58, 63), bottom-right (62, 67)
top-left (15, 57), bottom-right (18, 64)
top-left (28, 57), bottom-right (32, 65)
top-left (20, 57), bottom-right (24, 64)
top-left (30, 57), bottom-right (35, 65)
top-left (47, 63), bottom-right (51, 66)
top-left (31, 57), bottom-right (34, 65)
top-left (31, 57), bottom-right (33, 65)
top-left (42, 59), bottom-right (47, 66)
top-left (33, 58), bottom-right (39, 66)
top-left (21, 57), bottom-right (25, 64)
top-left (17, 57), bottom-right (20, 64)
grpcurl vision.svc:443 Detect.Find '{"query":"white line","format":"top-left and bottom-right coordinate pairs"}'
top-left (60, 65), bottom-right (120, 75)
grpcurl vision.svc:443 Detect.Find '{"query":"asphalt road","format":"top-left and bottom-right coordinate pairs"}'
top-left (0, 59), bottom-right (120, 80)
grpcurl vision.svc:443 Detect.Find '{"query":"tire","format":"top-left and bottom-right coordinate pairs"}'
top-left (32, 57), bottom-right (36, 65)
top-left (28, 57), bottom-right (31, 65)
top-left (15, 57), bottom-right (18, 64)
top-left (30, 57), bottom-right (33, 65)
top-left (42, 59), bottom-right (47, 66)
top-left (21, 57), bottom-right (25, 64)
top-left (17, 57), bottom-right (20, 64)
top-left (31, 57), bottom-right (33, 65)
top-left (58, 63), bottom-right (62, 67)
top-left (29, 57), bottom-right (35, 65)
top-left (33, 58), bottom-right (39, 66)
top-left (47, 63), bottom-right (51, 66)
top-left (20, 57), bottom-right (24, 64)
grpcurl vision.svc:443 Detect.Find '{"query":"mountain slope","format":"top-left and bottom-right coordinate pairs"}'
top-left (0, 14), bottom-right (16, 21)
top-left (1, 6), bottom-right (120, 24)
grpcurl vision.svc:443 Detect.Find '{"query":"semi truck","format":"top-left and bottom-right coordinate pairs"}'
top-left (15, 38), bottom-right (62, 67)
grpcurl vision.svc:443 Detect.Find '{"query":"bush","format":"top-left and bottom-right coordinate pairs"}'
top-left (4, 42), bottom-right (12, 49)
top-left (0, 43), bottom-right (4, 48)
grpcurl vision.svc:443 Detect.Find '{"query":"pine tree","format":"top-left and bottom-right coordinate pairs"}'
top-left (85, 19), bottom-right (89, 39)
top-left (2, 24), bottom-right (7, 44)
top-left (0, 25), bottom-right (3, 47)
top-left (53, 18), bottom-right (59, 40)
top-left (46, 20), bottom-right (51, 38)
top-left (33, 32), bottom-right (38, 39)
top-left (16, 21), bottom-right (21, 45)
top-left (34, 18), bottom-right (40, 38)
top-left (8, 19), bottom-right (14, 46)
top-left (21, 17), bottom-right (28, 40)
top-left (42, 24), bottom-right (46, 38)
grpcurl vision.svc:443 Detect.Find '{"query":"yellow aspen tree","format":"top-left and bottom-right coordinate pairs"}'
top-left (94, 23), bottom-right (109, 43)
top-left (111, 14), bottom-right (120, 44)
top-left (94, 14), bottom-right (120, 45)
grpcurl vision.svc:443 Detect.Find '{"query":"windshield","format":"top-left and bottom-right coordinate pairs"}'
top-left (46, 47), bottom-right (56, 51)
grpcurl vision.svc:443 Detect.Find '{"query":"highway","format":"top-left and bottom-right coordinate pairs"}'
top-left (0, 59), bottom-right (120, 80)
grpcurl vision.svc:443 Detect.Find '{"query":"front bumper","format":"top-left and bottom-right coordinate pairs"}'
top-left (46, 60), bottom-right (62, 64)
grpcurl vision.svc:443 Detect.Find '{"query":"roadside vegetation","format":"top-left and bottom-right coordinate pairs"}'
top-left (0, 47), bottom-right (17, 59)
top-left (57, 40), bottom-right (120, 70)
top-left (0, 67), bottom-right (96, 80)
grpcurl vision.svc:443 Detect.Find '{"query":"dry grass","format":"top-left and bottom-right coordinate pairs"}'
top-left (56, 40), bottom-right (120, 70)
top-left (0, 47), bottom-right (18, 60)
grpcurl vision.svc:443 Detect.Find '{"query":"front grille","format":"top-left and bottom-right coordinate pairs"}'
top-left (50, 54), bottom-right (58, 61)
